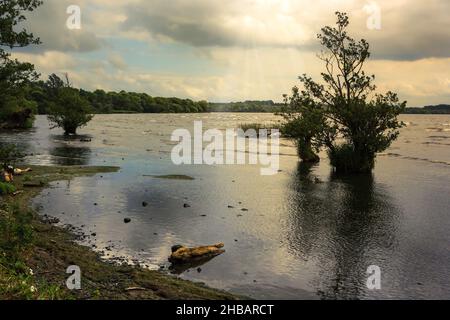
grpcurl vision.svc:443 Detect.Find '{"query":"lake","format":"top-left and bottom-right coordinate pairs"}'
top-left (1, 113), bottom-right (449, 299)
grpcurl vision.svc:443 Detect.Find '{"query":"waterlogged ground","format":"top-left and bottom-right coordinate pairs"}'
top-left (2, 114), bottom-right (450, 299)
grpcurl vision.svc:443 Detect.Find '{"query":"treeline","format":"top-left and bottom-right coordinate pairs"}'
top-left (209, 100), bottom-right (283, 113)
top-left (28, 77), bottom-right (209, 115)
top-left (403, 104), bottom-right (450, 114)
top-left (26, 78), bottom-right (285, 115)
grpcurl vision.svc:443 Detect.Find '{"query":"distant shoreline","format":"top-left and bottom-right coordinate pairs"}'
top-left (31, 104), bottom-right (450, 116)
top-left (34, 110), bottom-right (450, 116)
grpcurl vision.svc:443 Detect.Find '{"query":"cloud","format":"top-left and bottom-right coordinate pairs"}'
top-left (367, 58), bottom-right (450, 106)
top-left (121, 0), bottom-right (450, 61)
top-left (358, 0), bottom-right (450, 60)
top-left (61, 50), bottom-right (450, 106)
top-left (11, 51), bottom-right (77, 71)
top-left (122, 0), bottom-right (321, 49)
top-left (108, 53), bottom-right (127, 69)
top-left (21, 0), bottom-right (103, 53)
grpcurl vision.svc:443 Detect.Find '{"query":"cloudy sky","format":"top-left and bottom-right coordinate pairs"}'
top-left (10, 0), bottom-right (450, 106)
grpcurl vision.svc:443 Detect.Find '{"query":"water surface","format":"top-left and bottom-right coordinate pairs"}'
top-left (2, 114), bottom-right (449, 299)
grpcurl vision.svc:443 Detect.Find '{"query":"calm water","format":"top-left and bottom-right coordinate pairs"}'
top-left (1, 114), bottom-right (449, 299)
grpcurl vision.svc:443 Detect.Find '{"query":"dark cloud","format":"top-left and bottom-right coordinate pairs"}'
top-left (122, 0), bottom-right (450, 61)
top-left (21, 0), bottom-right (103, 53)
top-left (121, 0), bottom-right (319, 50)
top-left (362, 0), bottom-right (450, 60)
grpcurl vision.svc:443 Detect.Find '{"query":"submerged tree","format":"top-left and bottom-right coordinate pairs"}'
top-left (46, 74), bottom-right (94, 135)
top-left (282, 12), bottom-right (406, 173)
top-left (282, 87), bottom-right (328, 163)
top-left (0, 0), bottom-right (42, 129)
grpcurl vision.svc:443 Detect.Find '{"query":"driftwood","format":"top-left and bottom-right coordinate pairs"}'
top-left (169, 243), bottom-right (225, 264)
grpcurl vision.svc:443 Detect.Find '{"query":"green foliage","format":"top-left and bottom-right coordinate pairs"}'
top-left (0, 182), bottom-right (16, 195)
top-left (404, 104), bottom-right (450, 114)
top-left (29, 82), bottom-right (211, 114)
top-left (0, 143), bottom-right (23, 170)
top-left (328, 143), bottom-right (373, 174)
top-left (0, 89), bottom-right (37, 128)
top-left (210, 100), bottom-right (282, 113)
top-left (0, 204), bottom-right (34, 259)
top-left (0, 143), bottom-right (17, 161)
top-left (47, 78), bottom-right (94, 135)
top-left (0, 0), bottom-right (42, 129)
top-left (0, 1), bottom-right (42, 49)
top-left (282, 12), bottom-right (406, 173)
top-left (281, 86), bottom-right (334, 162)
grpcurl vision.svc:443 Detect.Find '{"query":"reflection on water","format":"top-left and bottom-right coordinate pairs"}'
top-left (169, 256), bottom-right (219, 275)
top-left (47, 134), bottom-right (92, 166)
top-left (2, 114), bottom-right (450, 299)
top-left (287, 163), bottom-right (399, 299)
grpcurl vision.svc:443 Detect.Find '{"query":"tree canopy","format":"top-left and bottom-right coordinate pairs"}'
top-left (282, 12), bottom-right (406, 173)
top-left (44, 74), bottom-right (94, 135)
top-left (0, 0), bottom-right (42, 129)
top-left (30, 81), bottom-right (210, 115)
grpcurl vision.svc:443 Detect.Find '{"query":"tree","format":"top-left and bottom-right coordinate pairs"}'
top-left (282, 87), bottom-right (332, 163)
top-left (0, 0), bottom-right (42, 129)
top-left (282, 12), bottom-right (406, 173)
top-left (46, 74), bottom-right (94, 135)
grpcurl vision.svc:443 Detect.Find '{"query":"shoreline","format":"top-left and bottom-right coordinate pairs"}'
top-left (0, 165), bottom-right (241, 300)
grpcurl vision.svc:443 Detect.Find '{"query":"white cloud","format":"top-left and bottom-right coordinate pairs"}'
top-left (108, 53), bottom-right (127, 70)
top-left (11, 51), bottom-right (77, 71)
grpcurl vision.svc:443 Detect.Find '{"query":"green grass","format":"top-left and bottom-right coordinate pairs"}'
top-left (0, 202), bottom-right (70, 299)
top-left (0, 182), bottom-right (16, 195)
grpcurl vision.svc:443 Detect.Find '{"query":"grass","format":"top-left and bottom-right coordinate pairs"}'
top-left (0, 165), bottom-right (241, 300)
top-left (0, 182), bottom-right (16, 195)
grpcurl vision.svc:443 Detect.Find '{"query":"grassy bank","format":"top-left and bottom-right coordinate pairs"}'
top-left (0, 165), bottom-right (240, 300)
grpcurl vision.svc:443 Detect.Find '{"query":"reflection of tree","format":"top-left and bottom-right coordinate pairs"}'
top-left (285, 162), bottom-right (400, 299)
top-left (169, 255), bottom-right (218, 275)
top-left (50, 135), bottom-right (92, 166)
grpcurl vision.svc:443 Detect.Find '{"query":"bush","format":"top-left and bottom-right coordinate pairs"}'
top-left (281, 12), bottom-right (405, 173)
top-left (47, 87), bottom-right (94, 135)
top-left (0, 143), bottom-right (22, 165)
top-left (328, 144), bottom-right (375, 174)
top-left (0, 182), bottom-right (16, 195)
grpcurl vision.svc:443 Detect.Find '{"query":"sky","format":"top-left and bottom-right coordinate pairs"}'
top-left (9, 0), bottom-right (450, 106)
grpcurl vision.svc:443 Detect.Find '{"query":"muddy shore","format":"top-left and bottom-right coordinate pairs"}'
top-left (0, 165), bottom-right (241, 300)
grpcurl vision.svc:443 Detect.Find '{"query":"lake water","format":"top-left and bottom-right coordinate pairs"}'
top-left (1, 114), bottom-right (449, 299)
